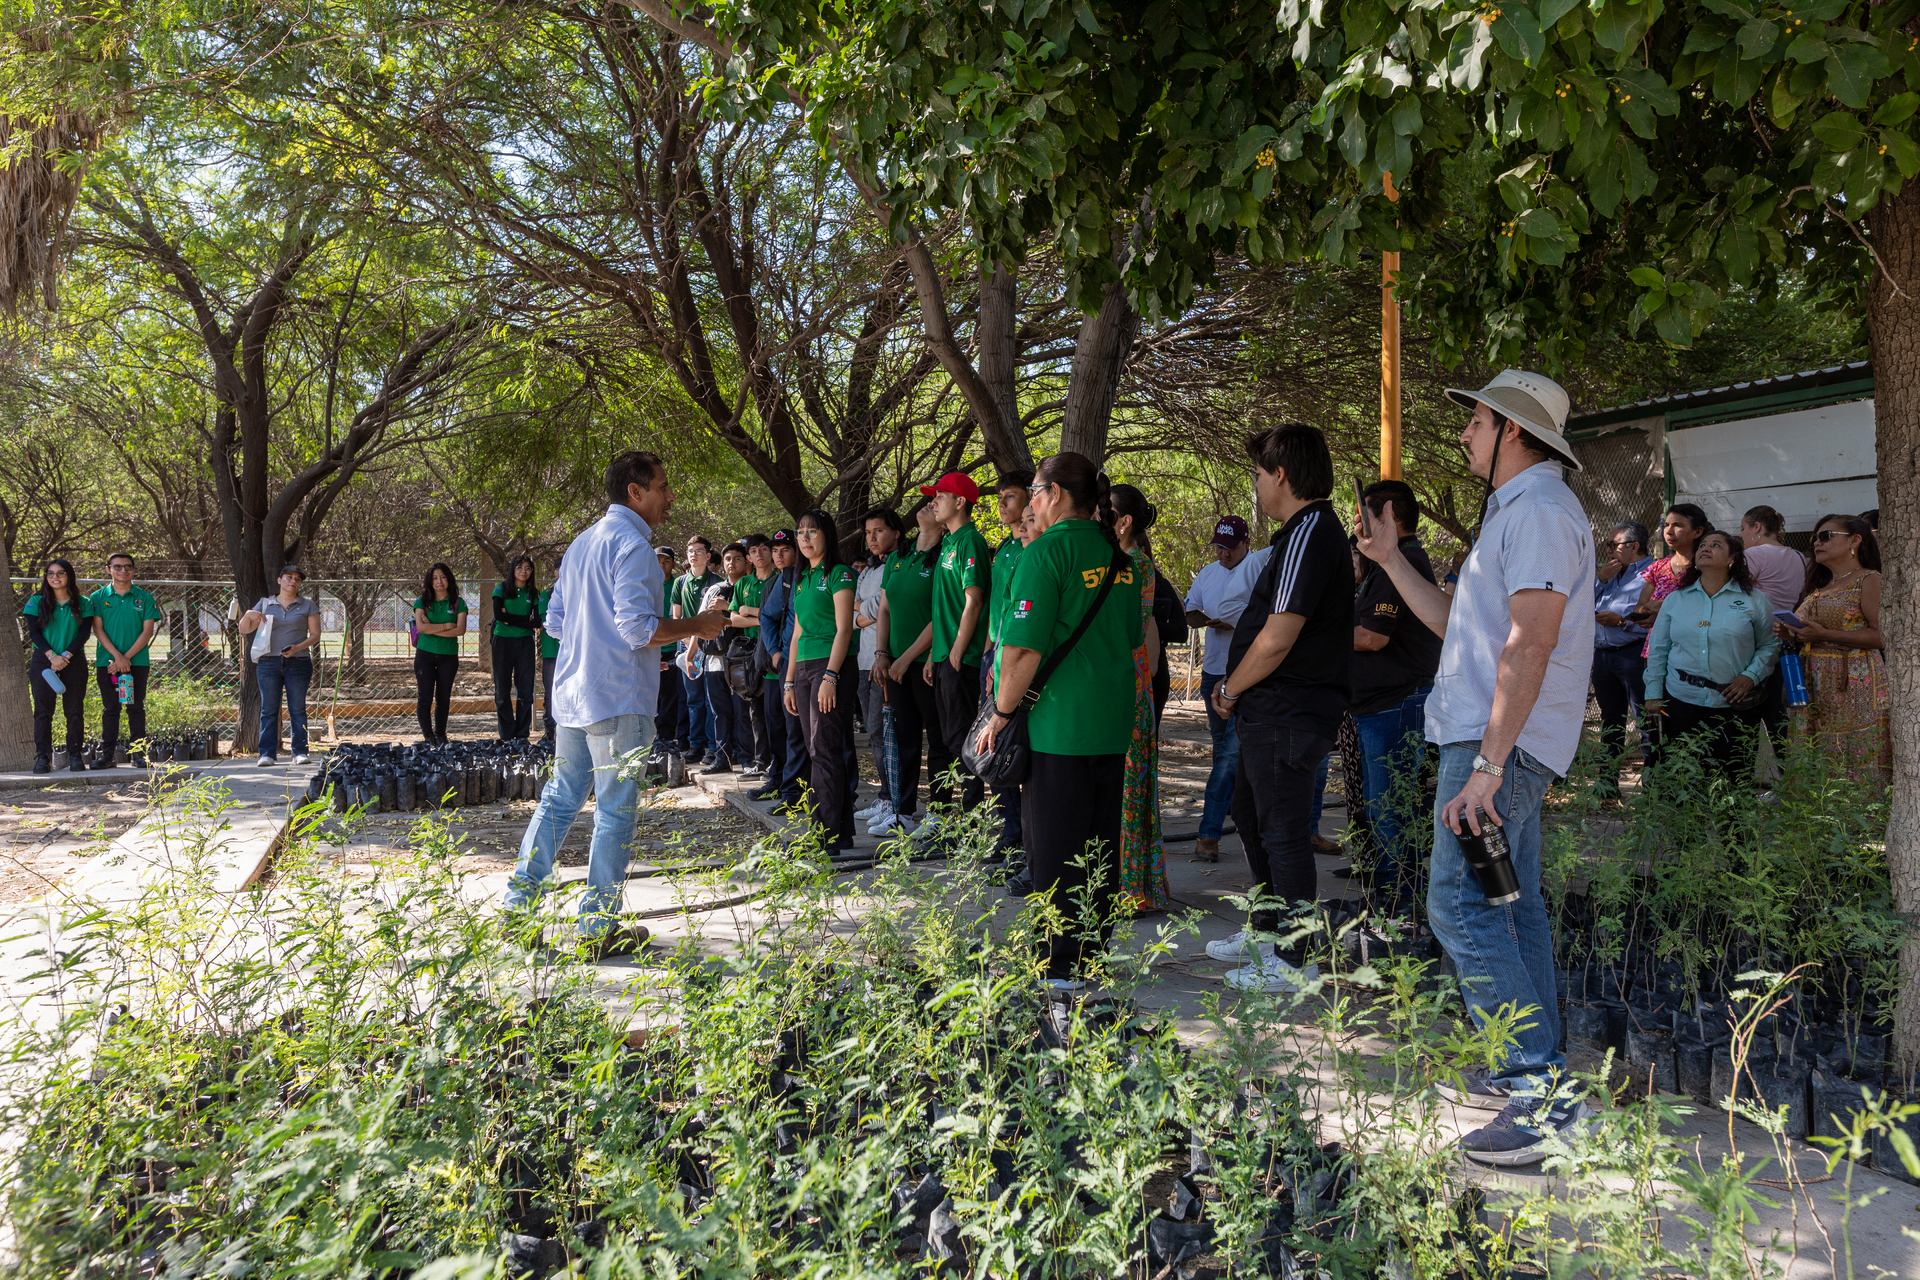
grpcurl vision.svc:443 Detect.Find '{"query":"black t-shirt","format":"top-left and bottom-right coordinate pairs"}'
top-left (1351, 534), bottom-right (1443, 716)
top-left (1226, 500), bottom-right (1351, 735)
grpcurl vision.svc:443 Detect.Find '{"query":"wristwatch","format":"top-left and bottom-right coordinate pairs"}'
top-left (1470, 753), bottom-right (1504, 779)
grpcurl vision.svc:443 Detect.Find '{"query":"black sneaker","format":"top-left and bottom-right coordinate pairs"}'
top-left (1436, 1066), bottom-right (1514, 1112)
top-left (71, 757), bottom-right (88, 773)
top-left (748, 783), bottom-right (782, 801)
top-left (699, 752), bottom-right (732, 776)
top-left (684, 749), bottom-right (707, 767)
top-left (32, 756), bottom-right (49, 775)
top-left (580, 922), bottom-right (651, 961)
top-left (1459, 1099), bottom-right (1590, 1167)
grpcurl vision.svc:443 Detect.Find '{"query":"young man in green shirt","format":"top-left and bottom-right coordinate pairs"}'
top-left (670, 536), bottom-right (722, 762)
top-left (88, 552), bottom-right (164, 767)
top-left (984, 470), bottom-right (1035, 858)
top-left (922, 471), bottom-right (991, 809)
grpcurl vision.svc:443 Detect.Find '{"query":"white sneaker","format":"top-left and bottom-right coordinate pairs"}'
top-left (857, 799), bottom-right (893, 822)
top-left (870, 811), bottom-right (916, 837)
top-left (1205, 930), bottom-right (1274, 964)
top-left (256, 755), bottom-right (274, 767)
top-left (292, 754), bottom-right (310, 765)
top-left (1223, 955), bottom-right (1320, 994)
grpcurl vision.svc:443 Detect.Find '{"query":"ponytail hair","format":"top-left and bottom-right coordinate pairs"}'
top-left (1103, 483), bottom-right (1157, 546)
top-left (1034, 452), bottom-right (1111, 538)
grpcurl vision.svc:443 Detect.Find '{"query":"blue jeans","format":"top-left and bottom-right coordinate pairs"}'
top-left (703, 669), bottom-right (746, 761)
top-left (1197, 672), bottom-right (1241, 840)
top-left (1353, 686), bottom-right (1431, 909)
top-left (1428, 741), bottom-right (1563, 1094)
top-left (255, 655), bottom-right (312, 760)
top-left (503, 713), bottom-right (652, 936)
top-left (1590, 645), bottom-right (1647, 769)
top-left (681, 664), bottom-right (712, 753)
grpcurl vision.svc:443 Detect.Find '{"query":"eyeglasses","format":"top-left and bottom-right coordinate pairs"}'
top-left (1027, 482), bottom-right (1049, 495)
top-left (1815, 529), bottom-right (1855, 542)
top-left (1606, 539), bottom-right (1639, 549)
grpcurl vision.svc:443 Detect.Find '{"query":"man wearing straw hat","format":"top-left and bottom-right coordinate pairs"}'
top-left (1355, 370), bottom-right (1595, 1167)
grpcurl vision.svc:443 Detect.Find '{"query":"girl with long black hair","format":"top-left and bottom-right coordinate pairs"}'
top-left (24, 559), bottom-right (91, 773)
top-left (974, 453), bottom-right (1141, 988)
top-left (491, 555), bottom-right (540, 740)
top-left (413, 563), bottom-right (467, 743)
top-left (783, 508), bottom-right (859, 851)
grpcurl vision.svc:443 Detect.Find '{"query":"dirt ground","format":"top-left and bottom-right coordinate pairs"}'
top-left (0, 781), bottom-right (152, 904)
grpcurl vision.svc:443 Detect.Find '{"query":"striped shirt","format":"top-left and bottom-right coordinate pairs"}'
top-left (1425, 462), bottom-right (1595, 774)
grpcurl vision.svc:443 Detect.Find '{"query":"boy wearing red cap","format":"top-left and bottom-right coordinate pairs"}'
top-left (922, 471), bottom-right (991, 810)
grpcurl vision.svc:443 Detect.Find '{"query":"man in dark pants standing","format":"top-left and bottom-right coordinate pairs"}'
top-left (924, 471), bottom-right (992, 812)
top-left (753, 531), bottom-right (805, 805)
top-left (1590, 520), bottom-right (1653, 796)
top-left (89, 552), bottom-right (163, 767)
top-left (1205, 423), bottom-right (1350, 995)
top-left (670, 536), bottom-right (721, 764)
top-left (731, 533), bottom-right (776, 777)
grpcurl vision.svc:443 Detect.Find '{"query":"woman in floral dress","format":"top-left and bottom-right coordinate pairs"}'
top-left (1107, 484), bottom-right (1173, 915)
top-left (1779, 514), bottom-right (1888, 786)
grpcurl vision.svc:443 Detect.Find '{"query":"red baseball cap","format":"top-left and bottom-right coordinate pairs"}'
top-left (1208, 515), bottom-right (1250, 549)
top-left (919, 472), bottom-right (980, 501)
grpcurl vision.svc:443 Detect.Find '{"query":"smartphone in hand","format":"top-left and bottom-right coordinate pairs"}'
top-left (1354, 477), bottom-right (1372, 537)
top-left (1773, 609), bottom-right (1808, 629)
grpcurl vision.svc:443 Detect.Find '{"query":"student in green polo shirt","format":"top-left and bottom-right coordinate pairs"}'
top-left (922, 471), bottom-right (992, 809)
top-left (974, 453), bottom-right (1141, 989)
top-left (670, 536), bottom-right (723, 762)
top-left (876, 499), bottom-right (947, 816)
top-left (25, 558), bottom-right (91, 773)
top-left (412, 562), bottom-right (468, 744)
top-left (537, 553), bottom-right (564, 741)
top-left (88, 552), bottom-right (164, 766)
top-left (782, 509), bottom-right (858, 851)
top-left (491, 556), bottom-right (541, 741)
top-left (983, 469), bottom-right (1035, 859)
top-left (728, 533), bottom-right (776, 775)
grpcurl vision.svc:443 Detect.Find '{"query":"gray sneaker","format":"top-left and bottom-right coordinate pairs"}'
top-left (1436, 1066), bottom-right (1514, 1112)
top-left (1459, 1099), bottom-right (1591, 1167)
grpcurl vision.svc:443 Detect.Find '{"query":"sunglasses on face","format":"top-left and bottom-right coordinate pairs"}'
top-left (1815, 529), bottom-right (1854, 542)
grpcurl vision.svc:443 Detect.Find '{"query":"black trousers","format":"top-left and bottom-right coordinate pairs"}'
top-left (1023, 750), bottom-right (1126, 979)
top-left (1230, 718), bottom-right (1332, 931)
top-left (743, 686), bottom-right (769, 766)
top-left (491, 633), bottom-right (537, 739)
top-left (932, 658), bottom-right (985, 809)
top-left (792, 658), bottom-right (856, 847)
top-left (1590, 644), bottom-right (1647, 770)
top-left (542, 656), bottom-right (558, 739)
top-left (654, 657), bottom-right (681, 746)
top-left (31, 654), bottom-right (85, 758)
top-left (97, 666), bottom-right (150, 755)
top-left (887, 666), bottom-right (944, 815)
top-left (763, 678), bottom-right (793, 791)
top-left (1657, 696), bottom-right (1764, 780)
top-left (414, 650), bottom-right (459, 740)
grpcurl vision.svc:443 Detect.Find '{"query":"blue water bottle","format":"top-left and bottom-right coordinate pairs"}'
top-left (115, 673), bottom-right (133, 705)
top-left (1780, 651), bottom-right (1808, 707)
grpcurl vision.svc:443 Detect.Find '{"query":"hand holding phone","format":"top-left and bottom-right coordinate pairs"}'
top-left (1354, 477), bottom-right (1371, 537)
top-left (1773, 609), bottom-right (1807, 629)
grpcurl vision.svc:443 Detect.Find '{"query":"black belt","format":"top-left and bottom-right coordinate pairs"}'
top-left (1596, 641), bottom-right (1643, 652)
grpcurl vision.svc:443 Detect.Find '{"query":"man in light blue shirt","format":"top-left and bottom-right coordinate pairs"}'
top-left (1590, 520), bottom-right (1654, 789)
top-left (1357, 369), bottom-right (1595, 1168)
top-left (503, 451), bottom-right (728, 952)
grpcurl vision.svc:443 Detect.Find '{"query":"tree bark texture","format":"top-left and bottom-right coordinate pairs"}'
top-left (976, 260), bottom-right (1029, 475)
top-left (1057, 280), bottom-right (1138, 466)
top-left (0, 573), bottom-right (37, 770)
top-left (1870, 175), bottom-right (1920, 1073)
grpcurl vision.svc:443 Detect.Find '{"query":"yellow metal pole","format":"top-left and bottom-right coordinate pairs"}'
top-left (1380, 172), bottom-right (1403, 482)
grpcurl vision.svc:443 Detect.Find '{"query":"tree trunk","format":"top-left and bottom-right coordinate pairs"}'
top-left (1057, 280), bottom-right (1138, 465)
top-left (1870, 175), bottom-right (1920, 1073)
top-left (476, 585), bottom-right (494, 675)
top-left (0, 573), bottom-right (36, 770)
top-left (978, 261), bottom-right (1027, 471)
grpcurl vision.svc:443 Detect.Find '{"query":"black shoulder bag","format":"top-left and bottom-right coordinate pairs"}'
top-left (961, 545), bottom-right (1133, 788)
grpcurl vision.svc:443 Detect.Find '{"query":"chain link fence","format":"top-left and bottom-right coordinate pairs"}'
top-left (11, 577), bottom-right (522, 751)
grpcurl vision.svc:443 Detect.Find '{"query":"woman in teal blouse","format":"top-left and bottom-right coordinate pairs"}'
top-left (491, 556), bottom-right (541, 740)
top-left (413, 562), bottom-right (468, 743)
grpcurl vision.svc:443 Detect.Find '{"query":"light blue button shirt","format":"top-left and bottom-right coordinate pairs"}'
top-left (1424, 462), bottom-right (1596, 775)
top-left (545, 504), bottom-right (664, 728)
top-left (1643, 578), bottom-right (1780, 708)
top-left (1593, 555), bottom-right (1653, 648)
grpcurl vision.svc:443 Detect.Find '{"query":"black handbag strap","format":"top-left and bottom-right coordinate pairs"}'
top-left (1020, 545), bottom-right (1134, 708)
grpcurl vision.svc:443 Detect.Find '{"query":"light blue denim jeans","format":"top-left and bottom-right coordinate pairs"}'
top-left (1428, 741), bottom-right (1564, 1095)
top-left (502, 712), bottom-right (652, 936)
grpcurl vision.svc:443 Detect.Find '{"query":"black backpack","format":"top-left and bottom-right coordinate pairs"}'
top-left (1153, 570), bottom-right (1190, 646)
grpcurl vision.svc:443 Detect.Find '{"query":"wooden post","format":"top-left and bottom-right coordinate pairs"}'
top-left (1380, 172), bottom-right (1403, 482)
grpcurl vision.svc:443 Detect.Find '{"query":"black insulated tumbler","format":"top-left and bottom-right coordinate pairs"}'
top-left (1457, 808), bottom-right (1521, 905)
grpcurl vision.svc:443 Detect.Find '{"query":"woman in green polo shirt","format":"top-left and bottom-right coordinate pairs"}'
top-left (973, 452), bottom-right (1141, 989)
top-left (24, 558), bottom-right (91, 773)
top-left (782, 509), bottom-right (858, 851)
top-left (491, 556), bottom-right (541, 740)
top-left (876, 499), bottom-right (947, 817)
top-left (412, 563), bottom-right (468, 744)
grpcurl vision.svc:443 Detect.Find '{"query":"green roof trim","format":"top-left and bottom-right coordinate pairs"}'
top-left (1565, 362), bottom-right (1873, 440)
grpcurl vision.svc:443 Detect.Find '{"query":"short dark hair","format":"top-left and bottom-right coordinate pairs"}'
top-left (742, 532), bottom-right (771, 550)
top-left (685, 534), bottom-right (713, 553)
top-left (1244, 423), bottom-right (1333, 502)
top-left (720, 541), bottom-right (746, 560)
top-left (605, 451), bottom-right (664, 505)
top-left (1363, 480), bottom-right (1420, 531)
top-left (107, 552), bottom-right (134, 567)
top-left (995, 469), bottom-right (1036, 492)
top-left (1609, 521), bottom-right (1649, 552)
top-left (861, 507), bottom-right (906, 537)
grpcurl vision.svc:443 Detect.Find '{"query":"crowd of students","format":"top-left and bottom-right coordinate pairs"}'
top-left (24, 553), bottom-right (173, 773)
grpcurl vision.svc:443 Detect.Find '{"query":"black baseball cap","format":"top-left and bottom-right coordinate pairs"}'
top-left (771, 529), bottom-right (797, 546)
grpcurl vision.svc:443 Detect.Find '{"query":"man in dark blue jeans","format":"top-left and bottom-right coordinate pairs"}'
top-left (1184, 515), bottom-right (1250, 861)
top-left (1590, 520), bottom-right (1653, 795)
top-left (1204, 424), bottom-right (1350, 995)
top-left (753, 531), bottom-right (806, 806)
top-left (1350, 480), bottom-right (1443, 917)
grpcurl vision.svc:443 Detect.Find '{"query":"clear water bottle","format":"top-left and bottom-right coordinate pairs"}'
top-left (1457, 808), bottom-right (1521, 905)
